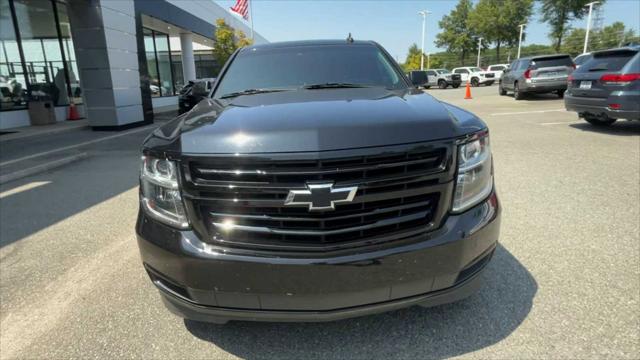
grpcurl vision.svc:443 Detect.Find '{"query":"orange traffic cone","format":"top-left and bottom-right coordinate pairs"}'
top-left (464, 81), bottom-right (472, 100)
top-left (67, 98), bottom-right (81, 120)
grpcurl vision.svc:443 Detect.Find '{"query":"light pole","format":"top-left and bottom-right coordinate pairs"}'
top-left (517, 24), bottom-right (526, 59)
top-left (583, 1), bottom-right (599, 53)
top-left (477, 37), bottom-right (483, 67)
top-left (418, 10), bottom-right (431, 70)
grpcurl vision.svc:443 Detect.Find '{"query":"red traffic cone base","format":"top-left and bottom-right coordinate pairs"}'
top-left (67, 101), bottom-right (81, 121)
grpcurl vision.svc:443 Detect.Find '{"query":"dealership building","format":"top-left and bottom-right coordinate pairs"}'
top-left (0, 0), bottom-right (266, 130)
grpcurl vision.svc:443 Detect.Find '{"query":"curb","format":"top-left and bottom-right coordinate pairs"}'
top-left (0, 152), bottom-right (89, 185)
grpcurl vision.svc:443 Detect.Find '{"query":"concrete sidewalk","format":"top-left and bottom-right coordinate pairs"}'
top-left (0, 112), bottom-right (176, 184)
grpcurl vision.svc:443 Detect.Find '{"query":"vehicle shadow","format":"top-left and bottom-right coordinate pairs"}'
top-left (185, 244), bottom-right (536, 359)
top-left (513, 93), bottom-right (562, 101)
top-left (0, 131), bottom-right (147, 248)
top-left (570, 121), bottom-right (640, 136)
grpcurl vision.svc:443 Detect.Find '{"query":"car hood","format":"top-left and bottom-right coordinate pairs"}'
top-left (144, 87), bottom-right (486, 154)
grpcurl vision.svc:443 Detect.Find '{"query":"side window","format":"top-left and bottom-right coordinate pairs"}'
top-left (510, 60), bottom-right (519, 70)
top-left (453, 69), bottom-right (461, 74)
top-left (426, 70), bottom-right (436, 76)
top-left (460, 69), bottom-right (469, 74)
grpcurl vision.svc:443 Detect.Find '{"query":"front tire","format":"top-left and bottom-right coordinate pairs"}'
top-left (471, 78), bottom-right (479, 87)
top-left (452, 83), bottom-right (461, 88)
top-left (498, 82), bottom-right (507, 96)
top-left (438, 80), bottom-right (448, 89)
top-left (513, 82), bottom-right (524, 100)
top-left (584, 115), bottom-right (616, 126)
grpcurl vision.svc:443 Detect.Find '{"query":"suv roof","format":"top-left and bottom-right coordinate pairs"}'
top-left (244, 40), bottom-right (378, 51)
top-left (519, 54), bottom-right (572, 61)
top-left (591, 45), bottom-right (640, 56)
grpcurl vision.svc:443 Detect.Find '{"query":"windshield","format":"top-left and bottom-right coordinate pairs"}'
top-left (436, 69), bottom-right (450, 74)
top-left (214, 44), bottom-right (406, 97)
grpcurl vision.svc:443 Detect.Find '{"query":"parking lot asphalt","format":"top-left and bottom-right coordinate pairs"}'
top-left (1, 85), bottom-right (638, 359)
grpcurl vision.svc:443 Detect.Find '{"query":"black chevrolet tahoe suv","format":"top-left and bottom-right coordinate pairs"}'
top-left (136, 40), bottom-right (501, 324)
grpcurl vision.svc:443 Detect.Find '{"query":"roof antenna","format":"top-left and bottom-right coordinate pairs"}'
top-left (346, 33), bottom-right (354, 43)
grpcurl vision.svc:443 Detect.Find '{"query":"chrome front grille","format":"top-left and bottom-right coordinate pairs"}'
top-left (181, 142), bottom-right (455, 252)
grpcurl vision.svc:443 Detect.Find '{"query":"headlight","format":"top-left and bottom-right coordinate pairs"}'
top-left (140, 155), bottom-right (189, 229)
top-left (452, 132), bottom-right (493, 213)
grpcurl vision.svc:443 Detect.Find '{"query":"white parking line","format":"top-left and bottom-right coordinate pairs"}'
top-left (490, 109), bottom-right (566, 116)
top-left (0, 181), bottom-right (51, 199)
top-left (0, 124), bottom-right (156, 167)
top-left (539, 121), bottom-right (582, 126)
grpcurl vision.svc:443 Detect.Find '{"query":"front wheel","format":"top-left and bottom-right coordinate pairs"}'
top-left (438, 80), bottom-right (448, 89)
top-left (584, 115), bottom-right (616, 126)
top-left (498, 82), bottom-right (507, 96)
top-left (514, 82), bottom-right (524, 100)
top-left (471, 78), bottom-right (479, 87)
top-left (423, 85), bottom-right (431, 89)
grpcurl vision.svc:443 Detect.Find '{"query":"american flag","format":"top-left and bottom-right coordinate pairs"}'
top-left (230, 0), bottom-right (249, 20)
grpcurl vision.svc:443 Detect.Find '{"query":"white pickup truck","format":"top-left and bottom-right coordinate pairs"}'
top-left (452, 66), bottom-right (496, 87)
top-left (487, 64), bottom-right (510, 79)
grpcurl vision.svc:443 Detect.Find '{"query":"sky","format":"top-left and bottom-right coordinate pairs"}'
top-left (215, 0), bottom-right (640, 61)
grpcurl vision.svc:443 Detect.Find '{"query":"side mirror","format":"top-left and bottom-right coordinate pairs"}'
top-left (408, 71), bottom-right (429, 87)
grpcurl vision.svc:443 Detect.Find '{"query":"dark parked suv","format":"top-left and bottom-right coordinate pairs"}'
top-left (136, 40), bottom-right (501, 324)
top-left (500, 54), bottom-right (574, 100)
top-left (565, 46), bottom-right (640, 126)
top-left (178, 78), bottom-right (216, 114)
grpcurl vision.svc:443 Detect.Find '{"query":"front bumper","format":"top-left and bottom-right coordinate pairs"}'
top-left (565, 92), bottom-right (640, 120)
top-left (136, 192), bottom-right (501, 323)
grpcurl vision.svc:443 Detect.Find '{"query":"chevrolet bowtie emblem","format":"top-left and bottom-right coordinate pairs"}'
top-left (284, 183), bottom-right (358, 211)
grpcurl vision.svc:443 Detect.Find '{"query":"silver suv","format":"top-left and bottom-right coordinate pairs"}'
top-left (565, 46), bottom-right (640, 126)
top-left (499, 54), bottom-right (575, 100)
top-left (424, 69), bottom-right (462, 89)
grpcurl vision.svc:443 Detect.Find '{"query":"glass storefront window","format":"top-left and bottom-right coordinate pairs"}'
top-left (0, 0), bottom-right (28, 110)
top-left (143, 28), bottom-right (160, 97)
top-left (55, 2), bottom-right (81, 104)
top-left (13, 0), bottom-right (69, 106)
top-left (154, 32), bottom-right (173, 96)
top-left (143, 28), bottom-right (175, 97)
top-left (171, 53), bottom-right (184, 92)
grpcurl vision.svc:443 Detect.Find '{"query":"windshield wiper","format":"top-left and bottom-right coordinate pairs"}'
top-left (219, 88), bottom-right (291, 99)
top-left (302, 82), bottom-right (371, 89)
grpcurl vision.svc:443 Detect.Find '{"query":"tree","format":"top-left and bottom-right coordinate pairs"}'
top-left (594, 22), bottom-right (630, 49)
top-left (540, 0), bottom-right (606, 52)
top-left (435, 0), bottom-right (476, 64)
top-left (402, 44), bottom-right (424, 71)
top-left (212, 18), bottom-right (253, 67)
top-left (561, 28), bottom-right (587, 56)
top-left (563, 22), bottom-right (637, 56)
top-left (468, 0), bottom-right (534, 63)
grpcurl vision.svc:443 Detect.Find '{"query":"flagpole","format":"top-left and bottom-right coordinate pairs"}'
top-left (249, 0), bottom-right (254, 40)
